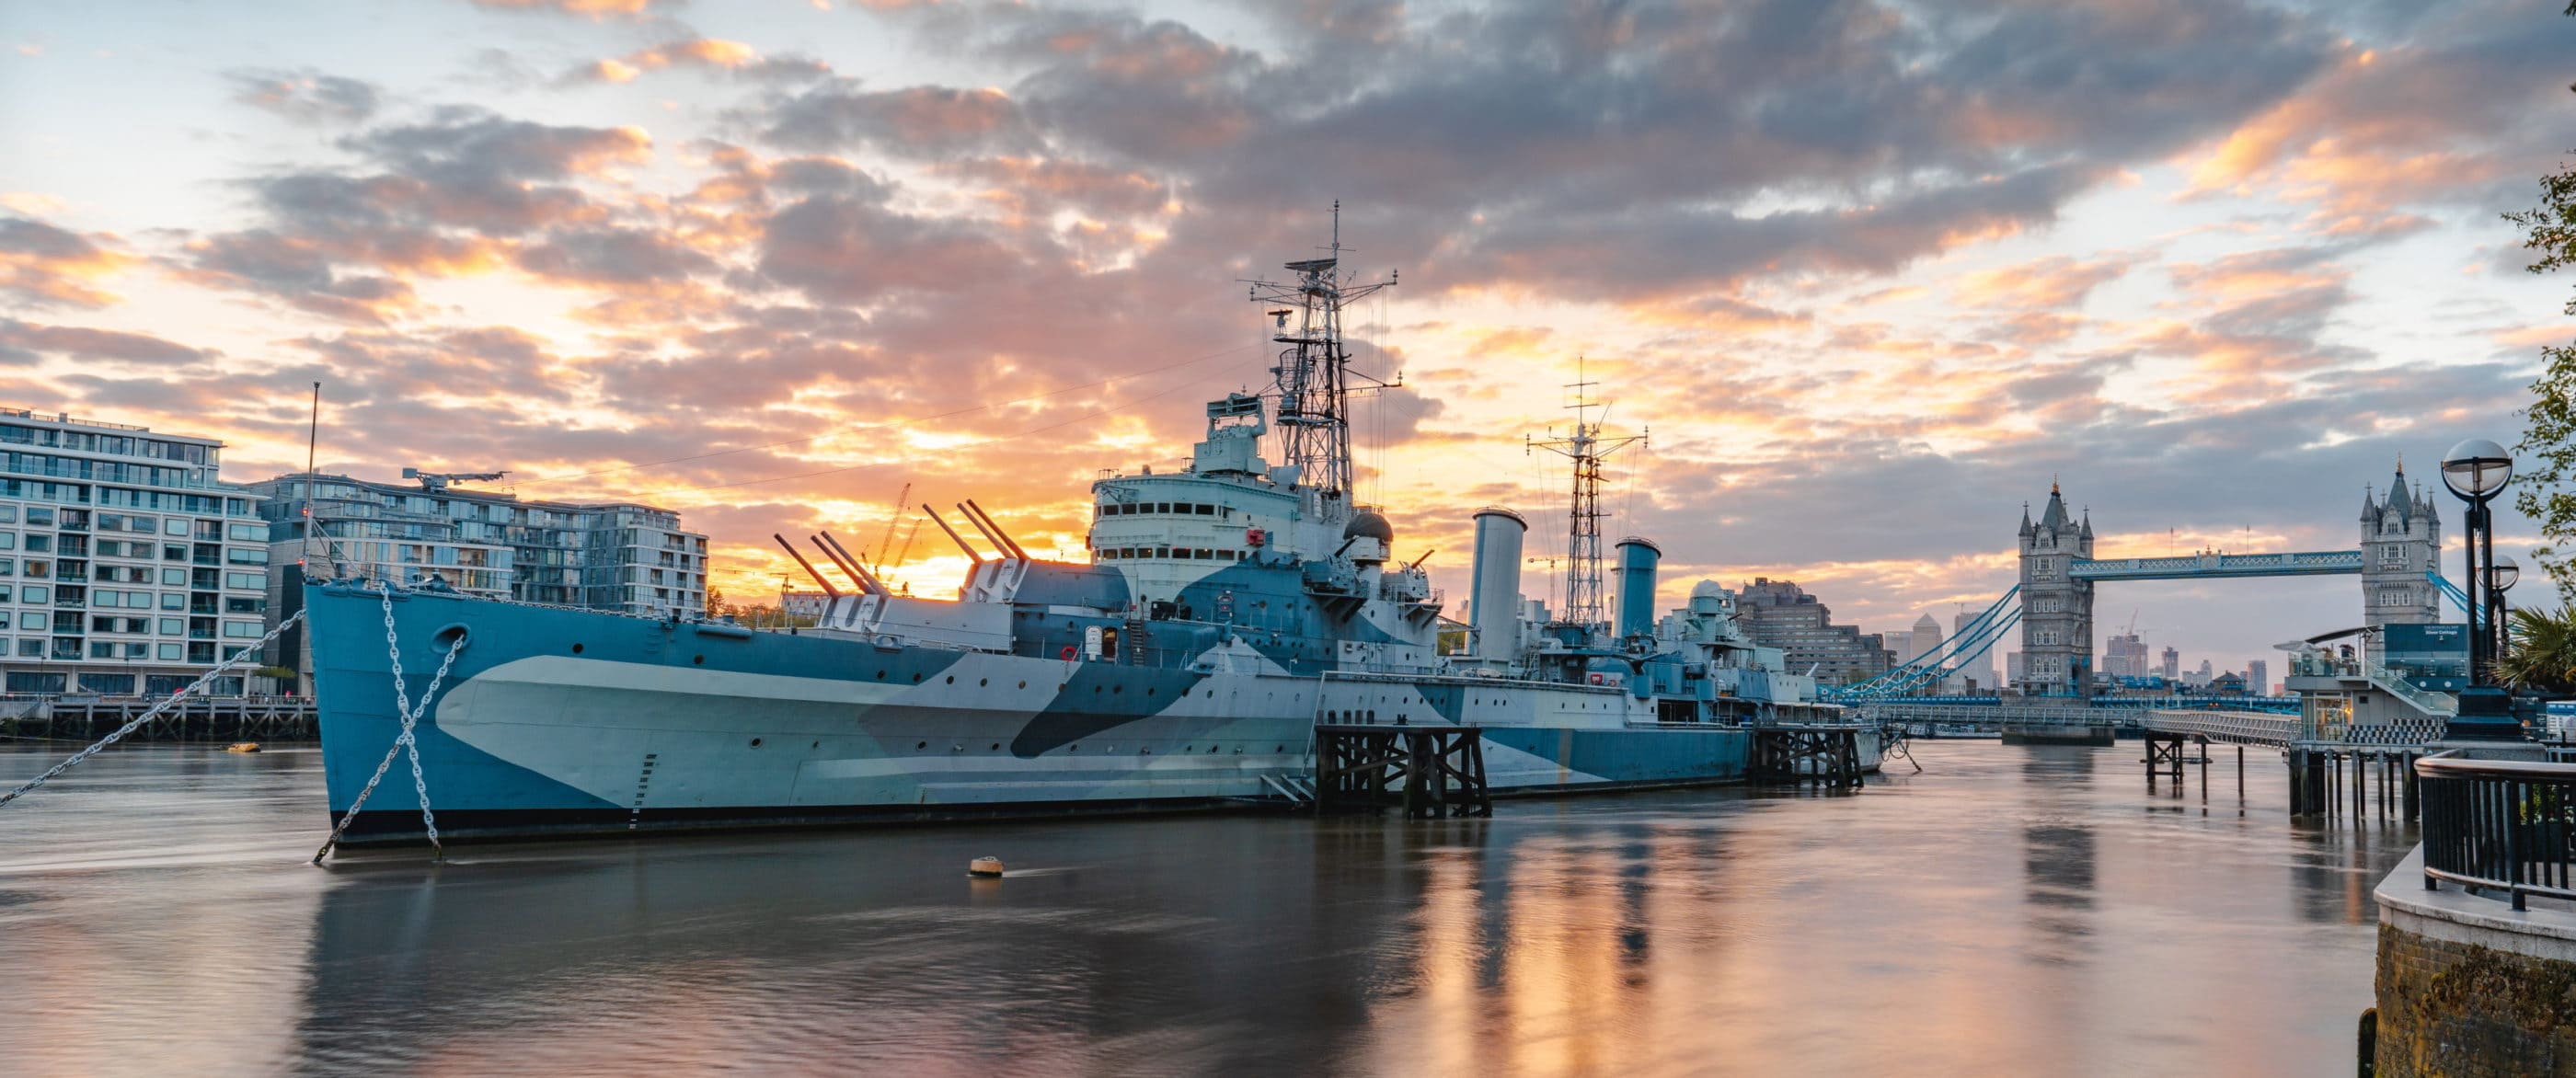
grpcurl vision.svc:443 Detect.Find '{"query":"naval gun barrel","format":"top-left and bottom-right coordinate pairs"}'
top-left (774, 533), bottom-right (840, 598)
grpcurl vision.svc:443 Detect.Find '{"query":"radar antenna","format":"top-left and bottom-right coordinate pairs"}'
top-left (1243, 201), bottom-right (1397, 510)
top-left (1526, 359), bottom-right (1646, 634)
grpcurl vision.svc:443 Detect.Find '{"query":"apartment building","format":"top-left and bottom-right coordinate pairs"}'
top-left (0, 407), bottom-right (269, 696)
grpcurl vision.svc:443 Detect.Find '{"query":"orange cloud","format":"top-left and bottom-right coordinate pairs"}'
top-left (0, 217), bottom-right (140, 309)
top-left (1952, 255), bottom-right (2138, 311)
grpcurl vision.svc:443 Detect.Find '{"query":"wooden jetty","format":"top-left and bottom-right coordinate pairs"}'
top-left (1749, 724), bottom-right (1866, 790)
top-left (1312, 724), bottom-right (1492, 819)
top-left (0, 695), bottom-right (316, 743)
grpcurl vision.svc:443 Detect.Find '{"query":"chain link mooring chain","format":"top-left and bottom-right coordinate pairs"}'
top-left (310, 585), bottom-right (464, 864)
top-left (0, 609), bottom-right (308, 808)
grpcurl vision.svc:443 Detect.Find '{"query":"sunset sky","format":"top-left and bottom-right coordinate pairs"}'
top-left (4, 0), bottom-right (2573, 674)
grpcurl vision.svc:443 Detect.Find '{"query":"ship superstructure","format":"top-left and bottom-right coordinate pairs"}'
top-left (302, 223), bottom-right (1871, 845)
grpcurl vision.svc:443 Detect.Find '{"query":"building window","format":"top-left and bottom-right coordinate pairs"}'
top-left (2380, 545), bottom-right (2405, 567)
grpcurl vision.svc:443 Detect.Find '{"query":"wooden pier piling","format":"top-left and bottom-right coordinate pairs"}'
top-left (1748, 726), bottom-right (1866, 790)
top-left (1313, 725), bottom-right (1492, 819)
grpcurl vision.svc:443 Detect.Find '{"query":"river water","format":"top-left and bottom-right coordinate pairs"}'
top-left (0, 740), bottom-right (2409, 1076)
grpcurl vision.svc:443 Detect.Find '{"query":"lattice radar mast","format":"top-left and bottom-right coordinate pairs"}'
top-left (1528, 370), bottom-right (1645, 634)
top-left (1244, 201), bottom-right (1397, 512)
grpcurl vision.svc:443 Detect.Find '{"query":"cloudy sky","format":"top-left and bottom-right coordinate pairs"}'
top-left (3, 0), bottom-right (2572, 675)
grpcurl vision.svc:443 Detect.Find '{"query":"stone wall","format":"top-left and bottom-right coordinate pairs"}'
top-left (2375, 845), bottom-right (2576, 1077)
top-left (2376, 922), bottom-right (2576, 1075)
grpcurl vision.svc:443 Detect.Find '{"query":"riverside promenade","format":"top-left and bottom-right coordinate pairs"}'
top-left (2374, 752), bottom-right (2576, 1075)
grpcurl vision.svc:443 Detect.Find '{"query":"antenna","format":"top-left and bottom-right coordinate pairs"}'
top-left (1525, 358), bottom-right (1646, 634)
top-left (1242, 201), bottom-right (1397, 508)
top-left (301, 382), bottom-right (332, 579)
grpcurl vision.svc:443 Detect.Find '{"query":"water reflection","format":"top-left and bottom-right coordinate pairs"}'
top-left (0, 741), bottom-right (2420, 1076)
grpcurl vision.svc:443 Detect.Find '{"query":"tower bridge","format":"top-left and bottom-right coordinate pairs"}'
top-left (2013, 463), bottom-right (2440, 696)
top-left (1829, 462), bottom-right (2445, 705)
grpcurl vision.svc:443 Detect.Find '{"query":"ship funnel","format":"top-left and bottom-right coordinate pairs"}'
top-left (1615, 537), bottom-right (1661, 640)
top-left (1469, 508), bottom-right (1527, 661)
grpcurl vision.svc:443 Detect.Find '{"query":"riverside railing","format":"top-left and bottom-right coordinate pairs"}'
top-left (2418, 753), bottom-right (2576, 912)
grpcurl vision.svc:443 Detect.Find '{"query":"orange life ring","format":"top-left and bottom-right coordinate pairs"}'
top-left (1061, 645), bottom-right (1078, 660)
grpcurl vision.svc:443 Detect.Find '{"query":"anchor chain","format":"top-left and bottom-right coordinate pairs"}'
top-left (311, 585), bottom-right (465, 864)
top-left (0, 609), bottom-right (307, 808)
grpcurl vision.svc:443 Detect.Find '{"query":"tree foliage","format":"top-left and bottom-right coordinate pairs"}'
top-left (2499, 604), bottom-right (2576, 694)
top-left (2509, 27), bottom-right (2576, 601)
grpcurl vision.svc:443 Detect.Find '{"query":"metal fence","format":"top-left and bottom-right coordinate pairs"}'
top-left (2418, 753), bottom-right (2576, 912)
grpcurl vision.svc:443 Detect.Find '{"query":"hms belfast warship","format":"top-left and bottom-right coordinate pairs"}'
top-left (305, 231), bottom-right (1875, 844)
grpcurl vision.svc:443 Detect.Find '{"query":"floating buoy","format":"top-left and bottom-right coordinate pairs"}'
top-left (968, 856), bottom-right (1006, 877)
top-left (225, 742), bottom-right (261, 753)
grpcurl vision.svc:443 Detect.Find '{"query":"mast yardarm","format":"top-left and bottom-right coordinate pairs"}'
top-left (1244, 201), bottom-right (1397, 511)
top-left (1528, 366), bottom-right (1646, 633)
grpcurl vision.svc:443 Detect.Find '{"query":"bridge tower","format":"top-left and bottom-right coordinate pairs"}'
top-left (2359, 461), bottom-right (2442, 660)
top-left (2017, 482), bottom-right (2094, 696)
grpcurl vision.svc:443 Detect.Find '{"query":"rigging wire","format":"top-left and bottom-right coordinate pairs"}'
top-left (509, 341), bottom-right (1260, 489)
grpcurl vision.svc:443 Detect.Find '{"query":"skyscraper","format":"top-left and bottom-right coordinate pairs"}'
top-left (2160, 646), bottom-right (2179, 681)
top-left (1955, 605), bottom-right (1998, 691)
top-left (2248, 659), bottom-right (2270, 695)
top-left (2103, 631), bottom-right (2150, 679)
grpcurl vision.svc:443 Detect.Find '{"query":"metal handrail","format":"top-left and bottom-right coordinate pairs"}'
top-left (2366, 661), bottom-right (2458, 717)
top-left (2418, 752), bottom-right (2576, 912)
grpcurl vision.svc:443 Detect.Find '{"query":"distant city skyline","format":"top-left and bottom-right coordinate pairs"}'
top-left (2, 1), bottom-right (2569, 666)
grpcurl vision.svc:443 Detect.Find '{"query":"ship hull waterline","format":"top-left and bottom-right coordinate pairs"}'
top-left (310, 584), bottom-right (1877, 847)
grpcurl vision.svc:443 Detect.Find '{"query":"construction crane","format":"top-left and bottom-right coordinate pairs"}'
top-left (868, 482), bottom-right (912, 573)
top-left (884, 519), bottom-right (924, 584)
top-left (402, 467), bottom-right (507, 493)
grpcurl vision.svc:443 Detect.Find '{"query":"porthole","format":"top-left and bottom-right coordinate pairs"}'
top-left (811, 740), bottom-right (819, 749)
top-left (1018, 681), bottom-right (1027, 689)
top-left (1146, 688), bottom-right (1156, 696)
top-left (875, 670), bottom-right (886, 680)
top-left (990, 742), bottom-right (1000, 751)
top-left (1112, 684), bottom-right (1124, 694)
top-left (945, 675), bottom-right (955, 684)
top-left (571, 643), bottom-right (585, 654)
top-left (916, 740), bottom-right (927, 750)
top-left (1095, 685), bottom-right (1104, 694)
top-left (911, 672), bottom-right (922, 682)
top-left (692, 654), bottom-right (705, 665)
top-left (979, 678), bottom-right (988, 687)
top-left (750, 738), bottom-right (763, 747)
top-left (1070, 744), bottom-right (1080, 752)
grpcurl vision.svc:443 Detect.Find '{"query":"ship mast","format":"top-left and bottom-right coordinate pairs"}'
top-left (1528, 361), bottom-right (1645, 634)
top-left (1244, 201), bottom-right (1397, 511)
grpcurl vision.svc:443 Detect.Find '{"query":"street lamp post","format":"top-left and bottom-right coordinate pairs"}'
top-left (2490, 554), bottom-right (2520, 671)
top-left (2442, 438), bottom-right (2521, 740)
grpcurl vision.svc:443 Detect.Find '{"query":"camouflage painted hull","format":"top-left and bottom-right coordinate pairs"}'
top-left (311, 583), bottom-right (1869, 845)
